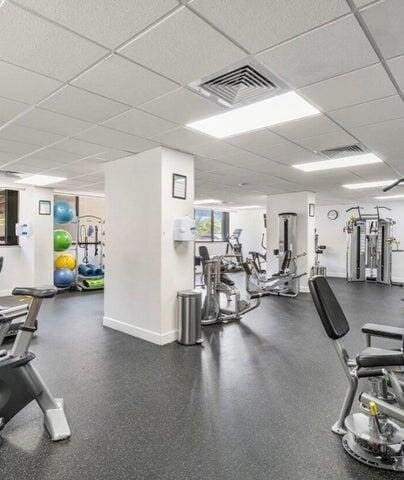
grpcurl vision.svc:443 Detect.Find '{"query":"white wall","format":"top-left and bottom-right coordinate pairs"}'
top-left (0, 186), bottom-right (54, 295)
top-left (317, 201), bottom-right (404, 282)
top-left (230, 208), bottom-right (266, 256)
top-left (104, 147), bottom-right (194, 345)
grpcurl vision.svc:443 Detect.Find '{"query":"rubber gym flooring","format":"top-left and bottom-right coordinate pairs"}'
top-left (1, 278), bottom-right (403, 480)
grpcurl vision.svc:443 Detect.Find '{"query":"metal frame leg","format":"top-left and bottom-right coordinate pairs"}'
top-left (332, 340), bottom-right (358, 435)
top-left (25, 363), bottom-right (71, 441)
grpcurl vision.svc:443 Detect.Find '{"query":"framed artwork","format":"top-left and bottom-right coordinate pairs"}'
top-left (39, 200), bottom-right (51, 215)
top-left (172, 173), bottom-right (187, 200)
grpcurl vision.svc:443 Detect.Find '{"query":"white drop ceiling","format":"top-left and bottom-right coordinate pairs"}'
top-left (0, 0), bottom-right (402, 206)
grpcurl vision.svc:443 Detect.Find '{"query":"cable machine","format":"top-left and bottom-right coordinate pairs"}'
top-left (345, 206), bottom-right (401, 286)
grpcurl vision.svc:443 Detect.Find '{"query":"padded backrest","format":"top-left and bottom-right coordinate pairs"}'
top-left (198, 246), bottom-right (210, 264)
top-left (281, 250), bottom-right (292, 271)
top-left (308, 276), bottom-right (350, 339)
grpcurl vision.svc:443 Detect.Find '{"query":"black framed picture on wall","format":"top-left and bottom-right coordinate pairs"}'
top-left (172, 173), bottom-right (187, 200)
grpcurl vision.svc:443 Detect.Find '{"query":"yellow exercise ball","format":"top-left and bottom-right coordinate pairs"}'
top-left (54, 253), bottom-right (76, 270)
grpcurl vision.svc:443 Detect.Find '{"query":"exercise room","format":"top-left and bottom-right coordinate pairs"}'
top-left (0, 1), bottom-right (404, 479)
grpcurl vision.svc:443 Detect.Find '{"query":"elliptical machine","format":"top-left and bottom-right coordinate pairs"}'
top-left (0, 286), bottom-right (71, 441)
top-left (225, 229), bottom-right (244, 272)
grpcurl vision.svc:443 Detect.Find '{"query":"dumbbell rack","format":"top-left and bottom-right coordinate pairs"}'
top-left (74, 215), bottom-right (105, 292)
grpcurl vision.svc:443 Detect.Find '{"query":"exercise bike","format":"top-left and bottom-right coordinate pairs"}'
top-left (309, 276), bottom-right (404, 471)
top-left (0, 286), bottom-right (71, 441)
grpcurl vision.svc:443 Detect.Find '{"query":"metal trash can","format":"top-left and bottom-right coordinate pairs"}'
top-left (177, 290), bottom-right (203, 346)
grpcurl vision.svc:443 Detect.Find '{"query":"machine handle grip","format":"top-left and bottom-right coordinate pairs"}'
top-left (383, 179), bottom-right (404, 192)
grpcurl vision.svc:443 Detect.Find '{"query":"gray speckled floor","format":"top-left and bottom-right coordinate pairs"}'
top-left (0, 278), bottom-right (403, 479)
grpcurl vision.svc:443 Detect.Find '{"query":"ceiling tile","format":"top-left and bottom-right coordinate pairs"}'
top-left (0, 151), bottom-right (21, 166)
top-left (0, 96), bottom-right (29, 123)
top-left (353, 0), bottom-right (376, 7)
top-left (138, 88), bottom-right (225, 124)
top-left (16, 108), bottom-right (93, 136)
top-left (190, 0), bottom-right (349, 53)
top-left (347, 162), bottom-right (398, 180)
top-left (0, 60), bottom-right (63, 104)
top-left (270, 115), bottom-right (341, 142)
top-left (220, 151), bottom-right (271, 169)
top-left (119, 7), bottom-right (246, 84)
top-left (53, 138), bottom-right (107, 156)
top-left (21, 147), bottom-right (83, 164)
top-left (296, 130), bottom-right (357, 153)
top-left (151, 127), bottom-right (213, 151)
top-left (300, 63), bottom-right (396, 112)
top-left (0, 124), bottom-right (64, 147)
top-left (9, 160), bottom-right (44, 173)
top-left (0, 2), bottom-right (107, 81)
top-left (75, 126), bottom-right (158, 152)
top-left (40, 86), bottom-right (130, 123)
top-left (249, 141), bottom-right (321, 165)
top-left (94, 149), bottom-right (132, 161)
top-left (225, 129), bottom-right (285, 157)
top-left (350, 118), bottom-right (404, 153)
top-left (191, 141), bottom-right (242, 160)
top-left (328, 95), bottom-right (404, 129)
top-left (102, 108), bottom-right (177, 138)
top-left (257, 15), bottom-right (378, 88)
top-left (73, 55), bottom-right (178, 107)
top-left (195, 157), bottom-right (231, 172)
top-left (360, 0), bottom-right (404, 59)
top-left (13, 0), bottom-right (178, 49)
top-left (0, 138), bottom-right (38, 155)
top-left (388, 55), bottom-right (404, 91)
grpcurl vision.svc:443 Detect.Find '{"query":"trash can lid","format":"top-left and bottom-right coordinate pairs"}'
top-left (177, 289), bottom-right (202, 297)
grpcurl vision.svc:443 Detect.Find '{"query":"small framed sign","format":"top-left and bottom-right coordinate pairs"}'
top-left (309, 203), bottom-right (315, 217)
top-left (172, 173), bottom-right (187, 200)
top-left (39, 200), bottom-right (51, 215)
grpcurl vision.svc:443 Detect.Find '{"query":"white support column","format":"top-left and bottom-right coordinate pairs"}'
top-left (266, 191), bottom-right (315, 292)
top-left (103, 147), bottom-right (194, 345)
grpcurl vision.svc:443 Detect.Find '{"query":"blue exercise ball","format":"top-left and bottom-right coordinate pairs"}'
top-left (54, 268), bottom-right (74, 287)
top-left (54, 201), bottom-right (75, 224)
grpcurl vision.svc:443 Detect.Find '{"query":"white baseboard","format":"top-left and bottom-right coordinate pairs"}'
top-left (103, 316), bottom-right (177, 346)
top-left (0, 289), bottom-right (12, 297)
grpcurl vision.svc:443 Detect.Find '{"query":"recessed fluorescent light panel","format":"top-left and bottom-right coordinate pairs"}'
top-left (374, 195), bottom-right (404, 200)
top-left (343, 179), bottom-right (396, 190)
top-left (194, 199), bottom-right (222, 205)
top-left (293, 153), bottom-right (383, 172)
top-left (186, 91), bottom-right (320, 139)
top-left (15, 174), bottom-right (66, 186)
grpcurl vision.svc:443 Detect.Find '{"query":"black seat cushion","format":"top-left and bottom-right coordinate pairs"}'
top-left (308, 276), bottom-right (350, 339)
top-left (12, 287), bottom-right (57, 299)
top-left (357, 347), bottom-right (404, 367)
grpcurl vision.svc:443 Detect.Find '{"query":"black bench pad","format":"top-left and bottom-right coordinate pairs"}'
top-left (12, 287), bottom-right (57, 299)
top-left (357, 347), bottom-right (404, 367)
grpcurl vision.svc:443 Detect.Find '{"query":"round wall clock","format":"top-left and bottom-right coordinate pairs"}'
top-left (327, 209), bottom-right (339, 220)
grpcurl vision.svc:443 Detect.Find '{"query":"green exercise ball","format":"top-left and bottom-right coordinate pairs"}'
top-left (54, 229), bottom-right (72, 252)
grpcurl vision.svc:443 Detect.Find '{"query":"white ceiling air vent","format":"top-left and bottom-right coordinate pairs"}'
top-left (320, 144), bottom-right (366, 158)
top-left (190, 61), bottom-right (287, 108)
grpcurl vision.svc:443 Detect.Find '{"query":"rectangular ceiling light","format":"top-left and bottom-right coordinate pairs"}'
top-left (186, 91), bottom-right (320, 139)
top-left (194, 199), bottom-right (222, 205)
top-left (15, 174), bottom-right (66, 186)
top-left (343, 179), bottom-right (396, 190)
top-left (293, 153), bottom-right (383, 172)
top-left (374, 194), bottom-right (404, 200)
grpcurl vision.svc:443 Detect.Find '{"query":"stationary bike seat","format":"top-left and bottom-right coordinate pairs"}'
top-left (12, 286), bottom-right (57, 299)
